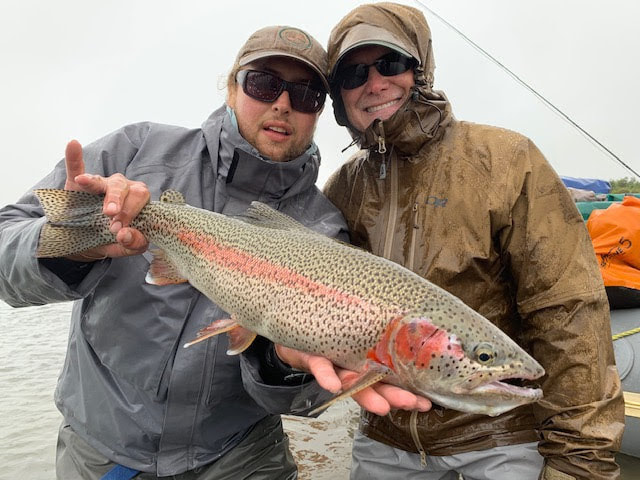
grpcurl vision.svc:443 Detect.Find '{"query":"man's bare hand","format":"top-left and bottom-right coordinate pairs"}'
top-left (275, 345), bottom-right (432, 416)
top-left (63, 139), bottom-right (149, 261)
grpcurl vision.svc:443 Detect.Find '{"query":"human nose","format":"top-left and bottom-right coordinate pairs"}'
top-left (272, 89), bottom-right (292, 114)
top-left (364, 66), bottom-right (389, 94)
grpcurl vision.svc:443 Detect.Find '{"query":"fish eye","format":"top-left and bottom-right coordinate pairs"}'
top-left (473, 343), bottom-right (496, 365)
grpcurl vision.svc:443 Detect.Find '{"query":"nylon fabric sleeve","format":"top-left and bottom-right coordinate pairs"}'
top-left (0, 124), bottom-right (149, 307)
top-left (500, 140), bottom-right (624, 479)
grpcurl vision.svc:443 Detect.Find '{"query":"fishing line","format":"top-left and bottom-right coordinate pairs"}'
top-left (412, 1), bottom-right (639, 179)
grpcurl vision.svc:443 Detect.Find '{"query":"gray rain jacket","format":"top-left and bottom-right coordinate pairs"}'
top-left (0, 106), bottom-right (347, 476)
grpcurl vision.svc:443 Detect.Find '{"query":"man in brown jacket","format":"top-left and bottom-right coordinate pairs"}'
top-left (323, 3), bottom-right (625, 479)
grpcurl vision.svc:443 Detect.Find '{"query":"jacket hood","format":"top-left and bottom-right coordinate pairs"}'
top-left (328, 2), bottom-right (452, 154)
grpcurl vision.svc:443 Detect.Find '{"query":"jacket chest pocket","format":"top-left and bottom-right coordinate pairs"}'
top-left (411, 192), bottom-right (496, 282)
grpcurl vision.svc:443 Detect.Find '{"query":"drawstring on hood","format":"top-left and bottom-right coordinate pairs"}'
top-left (407, 87), bottom-right (443, 138)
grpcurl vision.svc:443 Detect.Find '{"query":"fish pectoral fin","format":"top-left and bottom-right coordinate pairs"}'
top-left (183, 318), bottom-right (239, 348)
top-left (226, 327), bottom-right (257, 355)
top-left (308, 363), bottom-right (392, 416)
top-left (183, 318), bottom-right (257, 353)
top-left (145, 248), bottom-right (189, 285)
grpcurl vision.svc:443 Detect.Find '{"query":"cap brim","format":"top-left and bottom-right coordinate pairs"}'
top-left (333, 24), bottom-right (419, 73)
top-left (239, 51), bottom-right (330, 93)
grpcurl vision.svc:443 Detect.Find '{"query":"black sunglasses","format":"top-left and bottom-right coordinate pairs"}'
top-left (236, 70), bottom-right (326, 114)
top-left (333, 52), bottom-right (416, 90)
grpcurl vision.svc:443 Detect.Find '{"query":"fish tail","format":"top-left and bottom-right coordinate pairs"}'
top-left (34, 189), bottom-right (116, 258)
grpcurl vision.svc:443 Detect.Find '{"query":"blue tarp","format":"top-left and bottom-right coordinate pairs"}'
top-left (561, 176), bottom-right (611, 194)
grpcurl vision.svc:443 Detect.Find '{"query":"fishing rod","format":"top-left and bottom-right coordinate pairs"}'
top-left (413, 1), bottom-right (640, 180)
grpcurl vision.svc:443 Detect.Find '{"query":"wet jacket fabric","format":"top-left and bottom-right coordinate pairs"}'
top-left (0, 106), bottom-right (347, 476)
top-left (324, 3), bottom-right (624, 479)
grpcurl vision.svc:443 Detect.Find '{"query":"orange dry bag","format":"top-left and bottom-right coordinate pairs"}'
top-left (587, 196), bottom-right (640, 291)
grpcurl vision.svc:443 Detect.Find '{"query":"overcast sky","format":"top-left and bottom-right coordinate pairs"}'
top-left (1, 0), bottom-right (638, 208)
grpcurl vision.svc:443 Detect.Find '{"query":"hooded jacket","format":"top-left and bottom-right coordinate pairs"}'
top-left (323, 4), bottom-right (624, 479)
top-left (0, 106), bottom-right (348, 476)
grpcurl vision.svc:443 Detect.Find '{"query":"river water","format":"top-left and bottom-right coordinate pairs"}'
top-left (0, 301), bottom-right (358, 479)
top-left (3, 301), bottom-right (639, 479)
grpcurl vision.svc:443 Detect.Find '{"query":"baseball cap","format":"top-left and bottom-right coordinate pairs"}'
top-left (332, 23), bottom-right (419, 71)
top-left (235, 25), bottom-right (330, 92)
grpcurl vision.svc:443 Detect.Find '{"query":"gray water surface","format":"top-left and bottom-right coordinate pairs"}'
top-left (0, 301), bottom-right (357, 479)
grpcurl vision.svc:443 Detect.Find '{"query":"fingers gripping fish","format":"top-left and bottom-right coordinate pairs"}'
top-left (34, 188), bottom-right (545, 416)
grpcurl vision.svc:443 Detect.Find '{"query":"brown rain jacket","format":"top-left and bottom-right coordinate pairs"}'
top-left (324, 4), bottom-right (624, 479)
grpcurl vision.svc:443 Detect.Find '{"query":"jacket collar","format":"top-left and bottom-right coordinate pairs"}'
top-left (356, 87), bottom-right (453, 157)
top-left (204, 107), bottom-right (320, 213)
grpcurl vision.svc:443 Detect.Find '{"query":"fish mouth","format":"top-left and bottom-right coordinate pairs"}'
top-left (425, 376), bottom-right (543, 416)
top-left (460, 370), bottom-right (544, 399)
top-left (472, 380), bottom-right (543, 399)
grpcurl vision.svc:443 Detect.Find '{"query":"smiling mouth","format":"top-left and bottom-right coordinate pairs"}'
top-left (265, 126), bottom-right (290, 135)
top-left (365, 98), bottom-right (401, 114)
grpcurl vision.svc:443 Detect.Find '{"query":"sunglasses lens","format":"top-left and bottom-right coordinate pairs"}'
top-left (339, 64), bottom-right (370, 90)
top-left (241, 71), bottom-right (282, 102)
top-left (378, 53), bottom-right (415, 76)
top-left (237, 70), bottom-right (325, 113)
top-left (336, 53), bottom-right (415, 90)
top-left (287, 83), bottom-right (326, 113)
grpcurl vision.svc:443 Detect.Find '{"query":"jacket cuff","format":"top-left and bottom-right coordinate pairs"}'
top-left (240, 337), bottom-right (333, 416)
top-left (243, 336), bottom-right (311, 386)
top-left (39, 258), bottom-right (95, 286)
top-left (540, 465), bottom-right (576, 480)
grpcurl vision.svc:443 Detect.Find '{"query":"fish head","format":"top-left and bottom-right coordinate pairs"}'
top-left (370, 313), bottom-right (545, 416)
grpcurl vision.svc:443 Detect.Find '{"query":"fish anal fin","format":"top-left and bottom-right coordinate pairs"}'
top-left (309, 362), bottom-right (391, 415)
top-left (145, 248), bottom-right (188, 285)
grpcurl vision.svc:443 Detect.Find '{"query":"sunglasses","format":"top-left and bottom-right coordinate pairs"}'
top-left (334, 52), bottom-right (416, 90)
top-left (236, 70), bottom-right (326, 114)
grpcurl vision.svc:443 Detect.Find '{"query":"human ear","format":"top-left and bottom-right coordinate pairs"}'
top-left (227, 84), bottom-right (237, 108)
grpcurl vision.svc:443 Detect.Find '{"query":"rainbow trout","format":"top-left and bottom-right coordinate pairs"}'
top-left (35, 188), bottom-right (544, 416)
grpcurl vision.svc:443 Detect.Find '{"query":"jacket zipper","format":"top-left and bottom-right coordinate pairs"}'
top-left (410, 410), bottom-right (428, 467)
top-left (383, 152), bottom-right (398, 260)
top-left (380, 149), bottom-right (426, 463)
top-left (407, 201), bottom-right (419, 271)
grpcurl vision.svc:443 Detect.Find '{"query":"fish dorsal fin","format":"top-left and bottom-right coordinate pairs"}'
top-left (159, 190), bottom-right (186, 205)
top-left (239, 202), bottom-right (364, 252)
top-left (236, 201), bottom-right (310, 232)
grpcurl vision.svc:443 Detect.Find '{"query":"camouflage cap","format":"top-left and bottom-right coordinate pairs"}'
top-left (235, 25), bottom-right (330, 92)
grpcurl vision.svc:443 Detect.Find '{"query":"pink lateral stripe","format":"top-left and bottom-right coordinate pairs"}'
top-left (177, 230), bottom-right (372, 309)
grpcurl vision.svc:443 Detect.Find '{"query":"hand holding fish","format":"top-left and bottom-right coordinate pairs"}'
top-left (275, 345), bottom-right (432, 416)
top-left (63, 140), bottom-right (149, 261)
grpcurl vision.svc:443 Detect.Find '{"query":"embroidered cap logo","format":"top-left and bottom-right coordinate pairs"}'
top-left (278, 27), bottom-right (312, 50)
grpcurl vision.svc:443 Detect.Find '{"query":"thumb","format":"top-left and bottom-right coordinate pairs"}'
top-left (306, 355), bottom-right (342, 393)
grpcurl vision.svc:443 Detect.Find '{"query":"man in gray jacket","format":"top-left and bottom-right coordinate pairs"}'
top-left (0, 25), bottom-right (428, 479)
